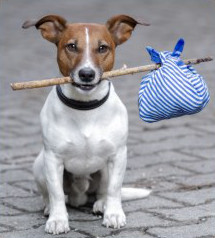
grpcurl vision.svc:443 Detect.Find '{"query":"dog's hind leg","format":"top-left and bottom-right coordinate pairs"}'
top-left (33, 148), bottom-right (50, 216)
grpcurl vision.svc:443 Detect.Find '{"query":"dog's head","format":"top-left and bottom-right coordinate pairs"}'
top-left (23, 14), bottom-right (149, 93)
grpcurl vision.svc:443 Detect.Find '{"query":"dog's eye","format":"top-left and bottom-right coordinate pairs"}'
top-left (66, 43), bottom-right (77, 52)
top-left (98, 45), bottom-right (109, 54)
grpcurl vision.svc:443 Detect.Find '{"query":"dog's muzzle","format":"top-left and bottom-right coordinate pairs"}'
top-left (70, 67), bottom-right (103, 91)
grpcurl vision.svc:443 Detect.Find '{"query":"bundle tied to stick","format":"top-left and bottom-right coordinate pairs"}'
top-left (11, 56), bottom-right (213, 90)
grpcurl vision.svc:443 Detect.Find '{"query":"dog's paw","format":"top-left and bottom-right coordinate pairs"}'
top-left (93, 199), bottom-right (106, 214)
top-left (102, 208), bottom-right (126, 229)
top-left (45, 218), bottom-right (70, 235)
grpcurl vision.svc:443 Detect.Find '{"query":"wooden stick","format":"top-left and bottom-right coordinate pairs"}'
top-left (11, 56), bottom-right (213, 90)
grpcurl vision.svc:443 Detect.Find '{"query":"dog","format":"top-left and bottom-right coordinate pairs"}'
top-left (23, 14), bottom-right (150, 235)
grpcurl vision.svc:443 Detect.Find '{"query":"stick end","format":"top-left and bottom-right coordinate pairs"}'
top-left (10, 83), bottom-right (18, 91)
top-left (10, 83), bottom-right (15, 90)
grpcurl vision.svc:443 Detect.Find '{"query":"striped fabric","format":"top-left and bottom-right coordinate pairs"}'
top-left (138, 39), bottom-right (210, 123)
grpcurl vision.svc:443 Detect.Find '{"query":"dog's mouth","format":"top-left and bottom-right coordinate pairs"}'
top-left (71, 81), bottom-right (101, 91)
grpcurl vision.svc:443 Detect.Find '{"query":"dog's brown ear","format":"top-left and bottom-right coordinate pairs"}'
top-left (106, 15), bottom-right (150, 46)
top-left (22, 15), bottom-right (67, 44)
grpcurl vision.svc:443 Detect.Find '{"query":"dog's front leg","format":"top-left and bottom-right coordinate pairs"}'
top-left (93, 167), bottom-right (108, 214)
top-left (103, 146), bottom-right (127, 229)
top-left (44, 150), bottom-right (70, 234)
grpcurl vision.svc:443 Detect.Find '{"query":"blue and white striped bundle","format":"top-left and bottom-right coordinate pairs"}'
top-left (138, 38), bottom-right (210, 123)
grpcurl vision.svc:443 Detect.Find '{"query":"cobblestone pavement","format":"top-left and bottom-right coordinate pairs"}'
top-left (1, 0), bottom-right (215, 237)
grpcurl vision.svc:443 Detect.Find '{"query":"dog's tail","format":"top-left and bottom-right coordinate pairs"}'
top-left (121, 187), bottom-right (151, 201)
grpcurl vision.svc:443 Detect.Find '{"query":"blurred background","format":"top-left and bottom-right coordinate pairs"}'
top-left (1, 0), bottom-right (214, 98)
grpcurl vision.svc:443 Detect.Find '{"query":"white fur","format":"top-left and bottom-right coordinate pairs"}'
top-left (84, 27), bottom-right (92, 68)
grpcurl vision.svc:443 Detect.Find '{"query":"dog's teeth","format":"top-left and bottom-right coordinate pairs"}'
top-left (80, 84), bottom-right (95, 91)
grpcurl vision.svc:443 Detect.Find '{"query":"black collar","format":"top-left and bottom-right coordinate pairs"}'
top-left (56, 82), bottom-right (111, 110)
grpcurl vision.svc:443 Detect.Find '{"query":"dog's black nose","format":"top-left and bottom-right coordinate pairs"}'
top-left (79, 68), bottom-right (95, 83)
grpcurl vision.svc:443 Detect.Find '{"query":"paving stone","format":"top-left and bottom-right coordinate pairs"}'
top-left (123, 169), bottom-right (148, 184)
top-left (173, 160), bottom-right (215, 174)
top-left (123, 194), bottom-right (182, 213)
top-left (0, 225), bottom-right (11, 233)
top-left (0, 130), bottom-right (15, 139)
top-left (130, 126), bottom-right (205, 143)
top-left (131, 134), bottom-right (215, 156)
top-left (158, 187), bottom-right (215, 206)
top-left (126, 211), bottom-right (178, 228)
top-left (0, 183), bottom-right (33, 198)
top-left (0, 144), bottom-right (40, 161)
top-left (9, 155), bottom-right (35, 164)
top-left (0, 203), bottom-right (22, 215)
top-left (2, 196), bottom-right (43, 212)
top-left (0, 169), bottom-right (34, 183)
top-left (4, 160), bottom-right (34, 169)
top-left (0, 161), bottom-right (33, 171)
top-left (190, 124), bottom-right (215, 134)
top-left (139, 116), bottom-right (214, 132)
top-left (0, 214), bottom-right (46, 231)
top-left (124, 164), bottom-right (191, 184)
top-left (127, 154), bottom-right (161, 170)
top-left (150, 180), bottom-right (180, 192)
top-left (127, 151), bottom-right (201, 171)
top-left (0, 117), bottom-right (25, 129)
top-left (125, 174), bottom-right (179, 192)
top-left (173, 173), bottom-right (215, 188)
top-left (69, 219), bottom-right (112, 237)
top-left (0, 135), bottom-right (41, 148)
top-left (143, 164), bottom-right (192, 178)
top-left (1, 106), bottom-right (39, 119)
top-left (157, 150), bottom-right (200, 162)
top-left (6, 125), bottom-right (41, 137)
top-left (181, 148), bottom-right (215, 160)
top-left (0, 163), bottom-right (18, 172)
top-left (127, 136), bottom-right (140, 146)
top-left (112, 230), bottom-right (153, 238)
top-left (148, 217), bottom-right (215, 238)
top-left (148, 200), bottom-right (215, 222)
top-left (12, 181), bottom-right (38, 195)
top-left (0, 227), bottom-right (87, 238)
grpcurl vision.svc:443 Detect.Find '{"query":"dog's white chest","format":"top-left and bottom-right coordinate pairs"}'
top-left (60, 124), bottom-right (115, 175)
top-left (40, 87), bottom-right (127, 176)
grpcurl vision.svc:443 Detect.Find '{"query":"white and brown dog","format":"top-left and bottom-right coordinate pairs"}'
top-left (23, 14), bottom-right (150, 235)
